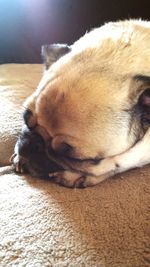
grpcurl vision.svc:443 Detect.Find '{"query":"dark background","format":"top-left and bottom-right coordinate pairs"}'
top-left (0, 0), bottom-right (149, 64)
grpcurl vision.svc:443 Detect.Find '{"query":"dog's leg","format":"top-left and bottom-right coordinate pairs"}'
top-left (78, 128), bottom-right (150, 187)
top-left (49, 169), bottom-right (113, 188)
top-left (50, 129), bottom-right (150, 187)
top-left (89, 128), bottom-right (150, 175)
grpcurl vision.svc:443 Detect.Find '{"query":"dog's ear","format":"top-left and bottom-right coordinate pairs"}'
top-left (41, 44), bottom-right (71, 70)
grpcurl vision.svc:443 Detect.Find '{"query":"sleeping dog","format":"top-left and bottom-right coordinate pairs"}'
top-left (12, 19), bottom-right (150, 187)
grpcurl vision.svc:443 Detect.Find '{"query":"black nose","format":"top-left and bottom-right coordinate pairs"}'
top-left (54, 142), bottom-right (73, 157)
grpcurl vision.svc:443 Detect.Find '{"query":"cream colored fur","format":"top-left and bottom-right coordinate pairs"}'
top-left (24, 20), bottom-right (150, 187)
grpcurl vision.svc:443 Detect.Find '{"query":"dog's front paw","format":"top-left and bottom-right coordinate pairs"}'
top-left (10, 153), bottom-right (28, 174)
top-left (49, 170), bottom-right (86, 188)
top-left (48, 170), bottom-right (103, 188)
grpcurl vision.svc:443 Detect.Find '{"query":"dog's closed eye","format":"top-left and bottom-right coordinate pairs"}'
top-left (139, 88), bottom-right (150, 107)
top-left (131, 75), bottom-right (150, 125)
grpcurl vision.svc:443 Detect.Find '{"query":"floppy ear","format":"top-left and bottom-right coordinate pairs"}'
top-left (41, 44), bottom-right (71, 70)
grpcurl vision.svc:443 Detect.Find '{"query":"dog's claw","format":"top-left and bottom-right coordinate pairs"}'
top-left (49, 171), bottom-right (65, 185)
top-left (9, 153), bottom-right (16, 163)
top-left (74, 176), bottom-right (87, 188)
top-left (11, 153), bottom-right (27, 174)
top-left (49, 172), bottom-right (58, 178)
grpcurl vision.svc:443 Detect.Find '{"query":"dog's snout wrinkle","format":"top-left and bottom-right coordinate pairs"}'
top-left (52, 141), bottom-right (73, 156)
top-left (91, 157), bottom-right (104, 165)
top-left (63, 155), bottom-right (104, 165)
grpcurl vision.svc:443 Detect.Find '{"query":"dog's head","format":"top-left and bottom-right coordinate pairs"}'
top-left (25, 20), bottom-right (150, 173)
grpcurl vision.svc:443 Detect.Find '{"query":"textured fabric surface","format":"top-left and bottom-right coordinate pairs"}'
top-left (0, 64), bottom-right (42, 166)
top-left (0, 64), bottom-right (149, 267)
top-left (0, 166), bottom-right (149, 267)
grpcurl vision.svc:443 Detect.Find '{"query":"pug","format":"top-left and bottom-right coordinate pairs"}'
top-left (13, 19), bottom-right (150, 187)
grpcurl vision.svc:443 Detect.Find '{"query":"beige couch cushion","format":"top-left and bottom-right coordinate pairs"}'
top-left (0, 64), bottom-right (42, 166)
top-left (0, 165), bottom-right (149, 267)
